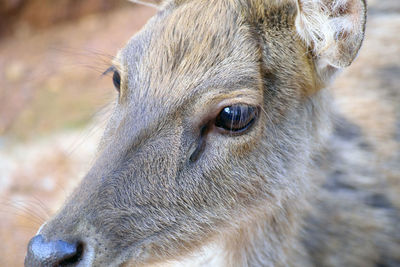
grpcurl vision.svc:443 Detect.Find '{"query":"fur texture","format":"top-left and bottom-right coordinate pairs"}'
top-left (25, 0), bottom-right (399, 266)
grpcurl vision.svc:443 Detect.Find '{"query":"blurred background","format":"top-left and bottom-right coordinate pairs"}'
top-left (0, 1), bottom-right (155, 265)
top-left (0, 0), bottom-right (398, 266)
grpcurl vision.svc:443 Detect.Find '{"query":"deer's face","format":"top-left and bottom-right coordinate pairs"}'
top-left (25, 0), bottom-right (366, 266)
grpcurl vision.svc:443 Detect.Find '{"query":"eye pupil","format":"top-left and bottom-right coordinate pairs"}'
top-left (112, 71), bottom-right (121, 92)
top-left (215, 105), bottom-right (258, 133)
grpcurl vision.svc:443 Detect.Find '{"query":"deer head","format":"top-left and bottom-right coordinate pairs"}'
top-left (25, 0), bottom-right (366, 266)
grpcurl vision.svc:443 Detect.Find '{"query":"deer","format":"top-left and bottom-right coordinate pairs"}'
top-left (24, 0), bottom-right (400, 266)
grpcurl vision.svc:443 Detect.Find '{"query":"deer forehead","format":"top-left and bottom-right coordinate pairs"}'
top-left (117, 0), bottom-right (302, 110)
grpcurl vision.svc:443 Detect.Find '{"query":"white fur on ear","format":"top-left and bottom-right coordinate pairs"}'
top-left (295, 0), bottom-right (366, 78)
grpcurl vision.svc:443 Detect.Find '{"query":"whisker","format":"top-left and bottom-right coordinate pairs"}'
top-left (0, 201), bottom-right (44, 227)
top-left (31, 196), bottom-right (52, 219)
top-left (129, 0), bottom-right (160, 9)
top-left (8, 200), bottom-right (47, 223)
top-left (46, 45), bottom-right (117, 76)
top-left (48, 45), bottom-right (115, 61)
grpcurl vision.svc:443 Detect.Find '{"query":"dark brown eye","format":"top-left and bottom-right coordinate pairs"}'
top-left (215, 104), bottom-right (258, 133)
top-left (112, 71), bottom-right (121, 92)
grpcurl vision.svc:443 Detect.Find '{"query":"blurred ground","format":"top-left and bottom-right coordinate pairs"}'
top-left (0, 1), bottom-right (399, 266)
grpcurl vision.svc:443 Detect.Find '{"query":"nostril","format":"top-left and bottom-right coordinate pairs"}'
top-left (25, 235), bottom-right (84, 266)
top-left (59, 242), bottom-right (84, 266)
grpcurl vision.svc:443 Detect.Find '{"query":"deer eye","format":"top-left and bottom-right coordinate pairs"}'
top-left (112, 71), bottom-right (121, 92)
top-left (215, 104), bottom-right (258, 133)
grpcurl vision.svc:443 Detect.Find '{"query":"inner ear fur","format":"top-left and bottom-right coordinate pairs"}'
top-left (295, 0), bottom-right (367, 77)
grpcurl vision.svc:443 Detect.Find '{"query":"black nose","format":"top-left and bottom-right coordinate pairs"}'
top-left (25, 235), bottom-right (83, 267)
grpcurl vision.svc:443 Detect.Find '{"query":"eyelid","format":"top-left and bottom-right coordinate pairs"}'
top-left (102, 65), bottom-right (118, 76)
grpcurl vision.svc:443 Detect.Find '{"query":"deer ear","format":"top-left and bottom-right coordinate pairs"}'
top-left (295, 0), bottom-right (366, 79)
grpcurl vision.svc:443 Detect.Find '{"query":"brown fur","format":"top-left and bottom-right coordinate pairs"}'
top-left (25, 0), bottom-right (400, 266)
